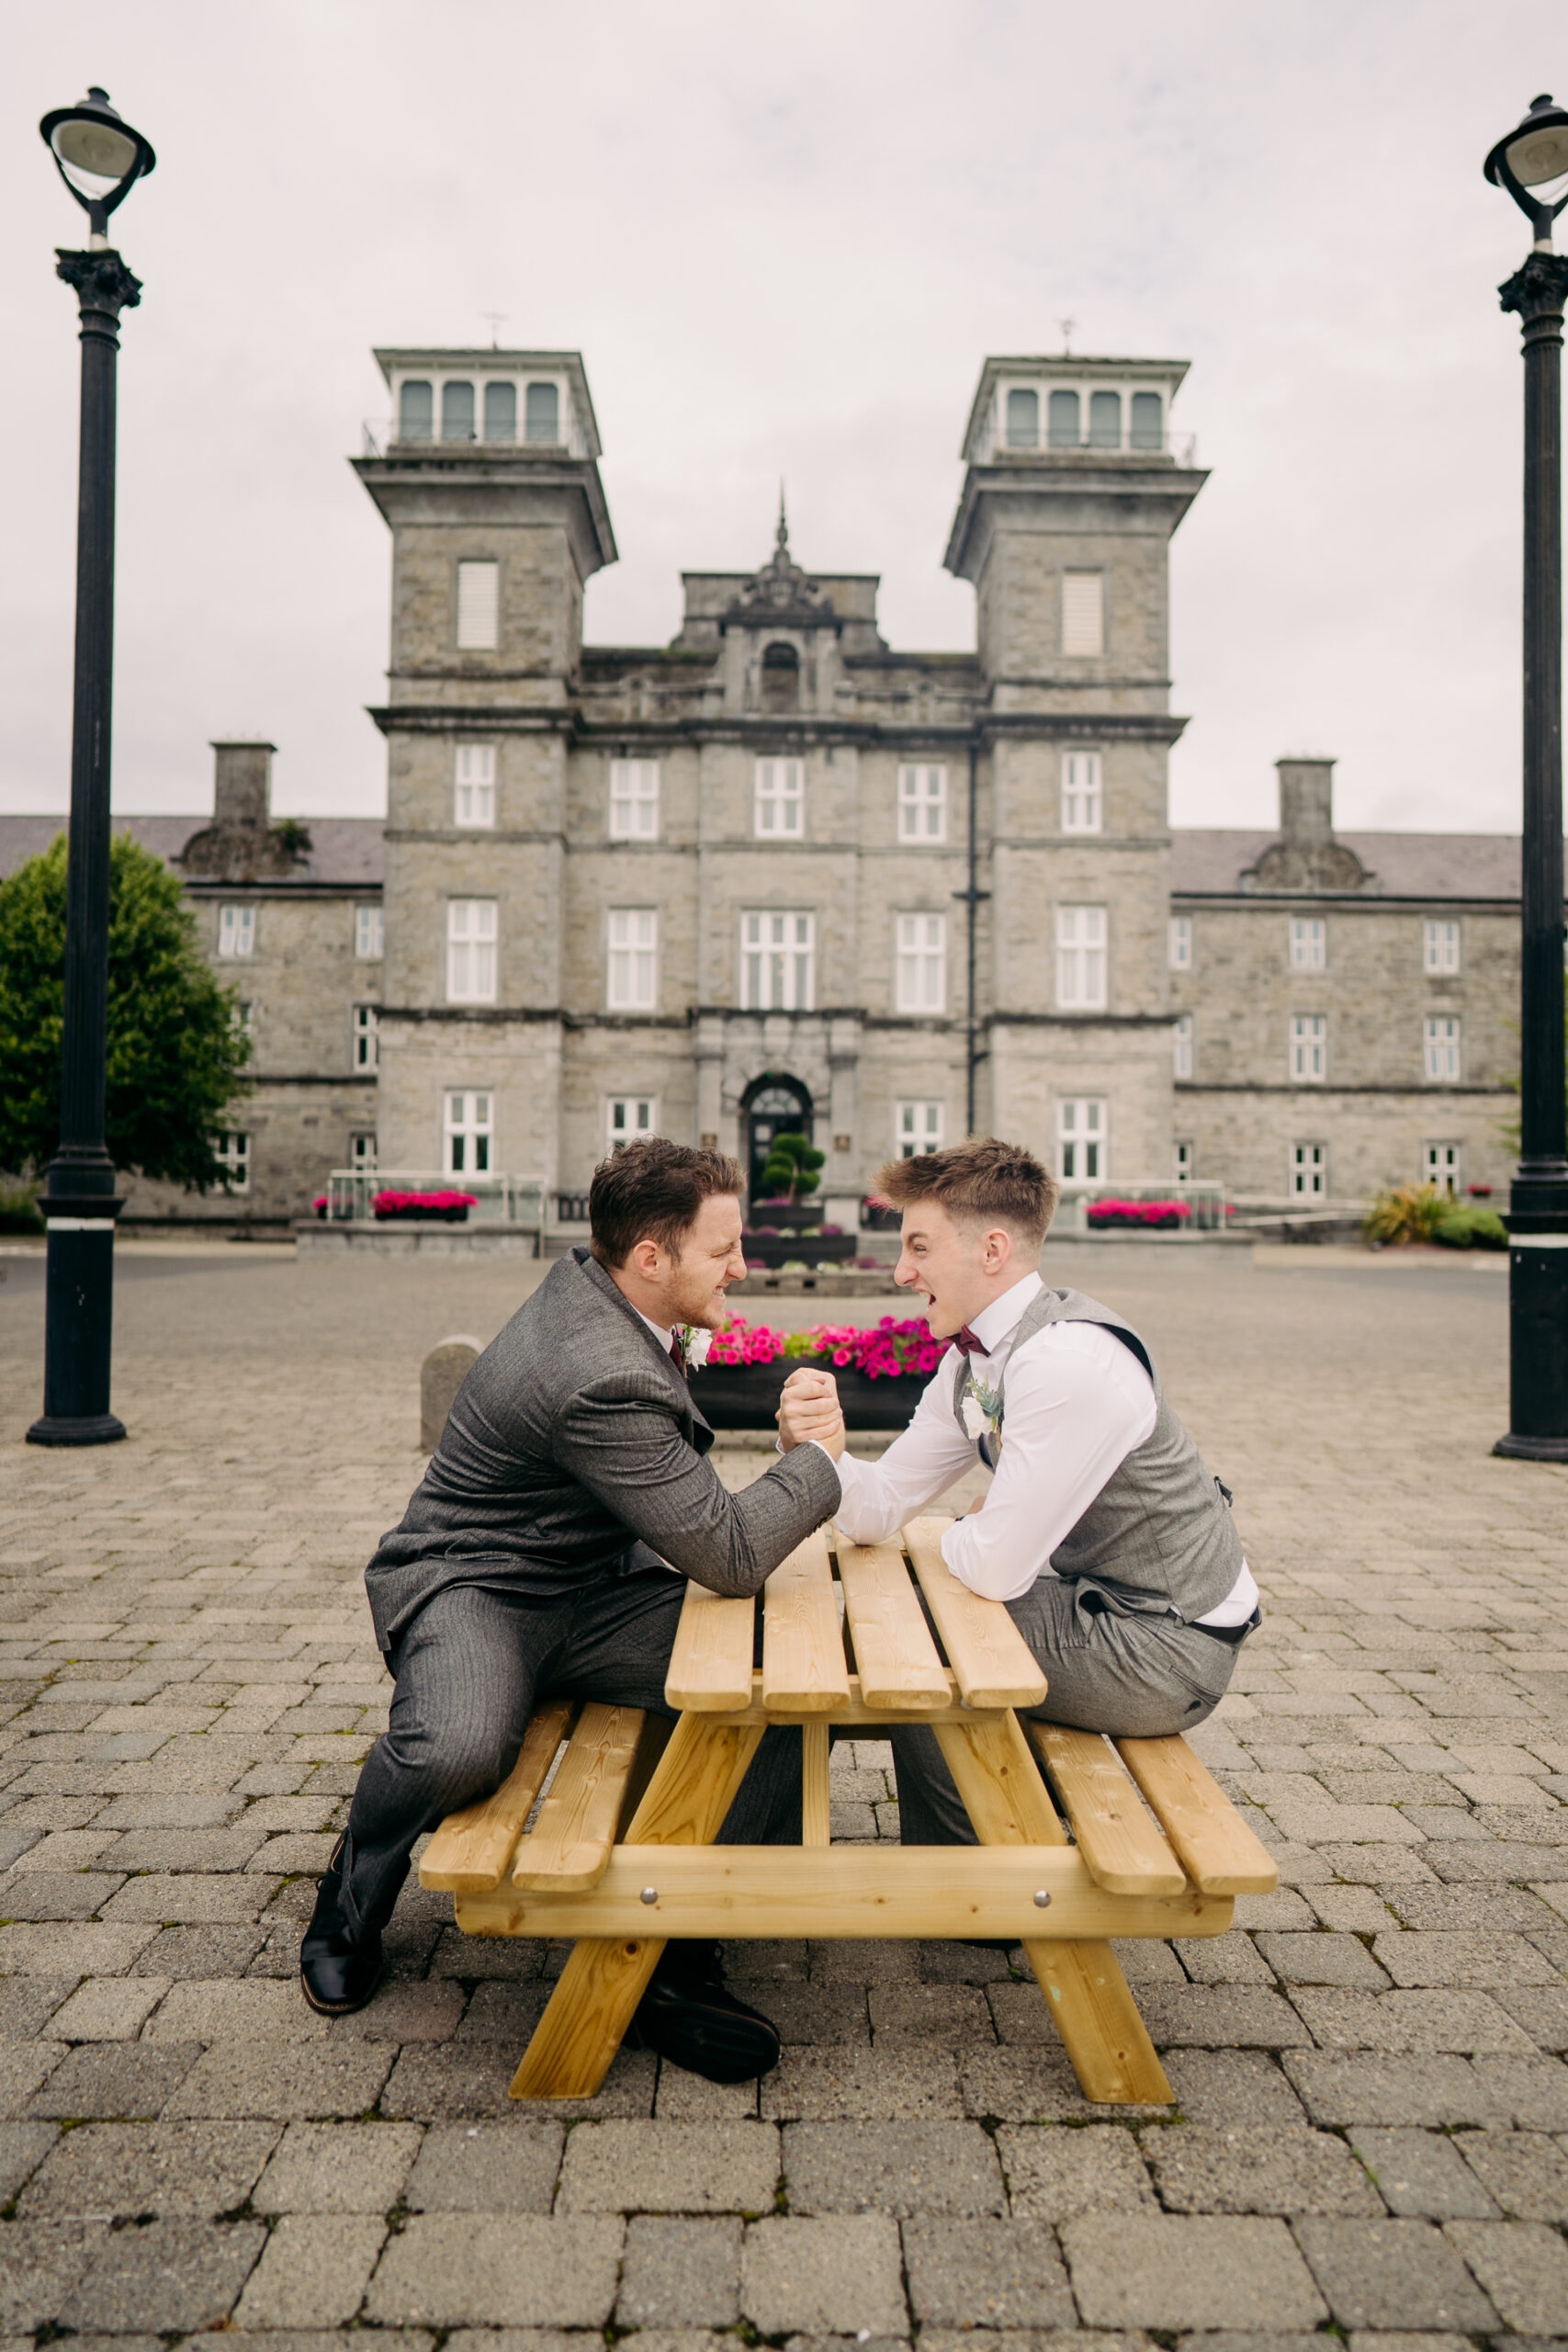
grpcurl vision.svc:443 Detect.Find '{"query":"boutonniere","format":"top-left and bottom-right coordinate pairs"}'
top-left (677, 1325), bottom-right (712, 1373)
top-left (960, 1376), bottom-right (1005, 1452)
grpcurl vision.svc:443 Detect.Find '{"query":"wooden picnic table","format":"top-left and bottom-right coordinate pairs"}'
top-left (421, 1515), bottom-right (1276, 2106)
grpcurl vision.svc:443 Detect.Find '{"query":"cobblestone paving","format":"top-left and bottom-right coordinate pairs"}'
top-left (1, 1239), bottom-right (1566, 2345)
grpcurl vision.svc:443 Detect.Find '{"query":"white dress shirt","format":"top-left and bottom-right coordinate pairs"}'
top-left (832, 1272), bottom-right (1258, 1622)
top-left (636, 1308), bottom-right (678, 1358)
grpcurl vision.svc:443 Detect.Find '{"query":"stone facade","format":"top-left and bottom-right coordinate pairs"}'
top-left (0, 346), bottom-right (1543, 1225)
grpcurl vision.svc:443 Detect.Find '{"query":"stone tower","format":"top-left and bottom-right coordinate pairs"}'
top-left (944, 356), bottom-right (1205, 1182)
top-left (353, 349), bottom-right (615, 1186)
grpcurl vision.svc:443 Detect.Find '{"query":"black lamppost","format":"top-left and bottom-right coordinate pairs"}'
top-left (26, 89), bottom-right (155, 1449)
top-left (1485, 96), bottom-right (1568, 1463)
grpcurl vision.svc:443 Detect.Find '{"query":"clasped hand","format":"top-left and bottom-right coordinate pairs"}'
top-left (776, 1365), bottom-right (847, 1460)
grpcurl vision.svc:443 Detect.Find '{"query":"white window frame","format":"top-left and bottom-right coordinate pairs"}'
top-left (740, 910), bottom-right (815, 1011)
top-left (455, 743), bottom-right (497, 829)
top-left (355, 905), bottom-right (384, 959)
top-left (446, 899), bottom-right (498, 1005)
top-left (456, 559), bottom-right (500, 650)
top-left (609, 759), bottom-right (660, 842)
top-left (1289, 1013), bottom-right (1327, 1082)
top-left (1057, 1098), bottom-right (1106, 1186)
top-left (444, 1090), bottom-right (492, 1177)
top-left (1291, 1141), bottom-right (1327, 1199)
top-left (1424, 1014), bottom-right (1461, 1082)
top-left (1055, 904), bottom-right (1108, 1011)
top-left (1424, 918), bottom-right (1461, 975)
top-left (1173, 1013), bottom-right (1193, 1080)
top-left (1061, 750), bottom-right (1103, 834)
top-left (896, 912), bottom-right (946, 1013)
top-left (607, 1095), bottom-right (658, 1150)
top-left (1174, 1138), bottom-right (1195, 1187)
top-left (896, 1101), bottom-right (943, 1158)
top-left (1423, 1140), bottom-right (1462, 1193)
top-left (754, 757), bottom-right (805, 839)
top-left (214, 1132), bottom-right (251, 1193)
top-left (353, 1003), bottom-right (379, 1072)
top-left (1062, 571), bottom-right (1104, 657)
top-left (349, 1130), bottom-right (378, 1171)
top-left (1168, 914), bottom-right (1191, 971)
top-left (218, 904), bottom-right (254, 959)
top-left (1290, 916), bottom-right (1326, 970)
top-left (897, 763), bottom-right (947, 843)
top-left (607, 909), bottom-right (659, 1012)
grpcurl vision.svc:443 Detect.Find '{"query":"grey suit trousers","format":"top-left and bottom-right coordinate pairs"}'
top-left (339, 1562), bottom-right (800, 1939)
top-left (890, 1572), bottom-right (1247, 1847)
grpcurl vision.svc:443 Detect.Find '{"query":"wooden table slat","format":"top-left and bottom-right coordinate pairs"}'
top-left (1116, 1732), bottom-right (1280, 1894)
top-left (510, 1702), bottom-right (646, 1892)
top-left (665, 1579), bottom-right (756, 1712)
top-left (903, 1517), bottom-right (1049, 1708)
top-left (834, 1535), bottom-right (950, 1710)
top-left (419, 1697), bottom-right (578, 1893)
top-left (763, 1529), bottom-right (851, 1712)
top-left (1027, 1722), bottom-right (1187, 1896)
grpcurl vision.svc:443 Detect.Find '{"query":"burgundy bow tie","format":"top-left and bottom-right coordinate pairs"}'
top-left (668, 1333), bottom-right (684, 1368)
top-left (953, 1326), bottom-right (990, 1360)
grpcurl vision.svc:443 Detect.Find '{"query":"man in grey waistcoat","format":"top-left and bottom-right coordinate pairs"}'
top-left (301, 1138), bottom-right (843, 2078)
top-left (778, 1136), bottom-right (1258, 1848)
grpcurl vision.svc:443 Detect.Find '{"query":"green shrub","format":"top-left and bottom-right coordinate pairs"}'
top-left (0, 1177), bottom-right (42, 1235)
top-left (1362, 1183), bottom-right (1450, 1246)
top-left (1434, 1204), bottom-right (1509, 1251)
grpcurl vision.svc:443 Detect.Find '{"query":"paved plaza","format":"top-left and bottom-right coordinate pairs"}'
top-left (1, 1238), bottom-right (1567, 2345)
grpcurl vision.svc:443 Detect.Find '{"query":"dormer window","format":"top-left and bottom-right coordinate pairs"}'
top-left (1089, 390), bottom-right (1121, 449)
top-left (1131, 390), bottom-right (1163, 450)
top-left (483, 382), bottom-right (515, 442)
top-left (1006, 388), bottom-right (1039, 449)
top-left (441, 380), bottom-right (475, 443)
top-left (761, 642), bottom-right (800, 714)
top-left (399, 380), bottom-right (433, 442)
top-left (525, 382), bottom-right (559, 444)
top-left (1048, 390), bottom-right (1081, 449)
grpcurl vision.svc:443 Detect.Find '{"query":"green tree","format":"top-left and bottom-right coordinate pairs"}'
top-left (760, 1130), bottom-right (825, 1205)
top-left (0, 832), bottom-right (252, 1190)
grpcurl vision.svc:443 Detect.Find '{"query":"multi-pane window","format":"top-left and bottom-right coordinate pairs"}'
top-left (754, 758), bottom-right (805, 838)
top-left (455, 743), bottom-right (496, 827)
top-left (1291, 1142), bottom-right (1327, 1199)
top-left (456, 559), bottom-right (499, 650)
top-left (1174, 1138), bottom-right (1195, 1186)
top-left (898, 763), bottom-right (947, 842)
top-left (1005, 387), bottom-right (1039, 448)
top-left (446, 899), bottom-right (498, 1003)
top-left (1424, 919), bottom-right (1461, 975)
top-left (896, 1101), bottom-right (943, 1158)
top-left (1062, 571), bottom-right (1104, 655)
top-left (1173, 1013), bottom-right (1193, 1079)
top-left (355, 905), bottom-right (384, 958)
top-left (740, 910), bottom-right (814, 1011)
top-left (1057, 1098), bottom-right (1105, 1183)
top-left (444, 1091), bottom-right (491, 1175)
top-left (349, 1131), bottom-right (378, 1170)
top-left (609, 759), bottom-right (660, 841)
top-left (1424, 1140), bottom-right (1461, 1193)
top-left (1289, 1013), bottom-right (1327, 1081)
top-left (1290, 917), bottom-right (1326, 969)
top-left (608, 1096), bottom-right (657, 1149)
top-left (1056, 905), bottom-right (1108, 1010)
top-left (353, 1005), bottom-right (379, 1071)
top-left (896, 914), bottom-right (946, 1012)
top-left (1168, 915), bottom-right (1191, 970)
top-left (1061, 750), bottom-right (1102, 833)
top-left (607, 910), bottom-right (658, 1011)
top-left (214, 1132), bottom-right (251, 1193)
top-left (218, 904), bottom-right (254, 958)
top-left (1424, 1015), bottom-right (1461, 1081)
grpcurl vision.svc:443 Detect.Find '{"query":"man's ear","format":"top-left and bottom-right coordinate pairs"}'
top-left (629, 1237), bottom-right (664, 1283)
top-left (983, 1225), bottom-right (1013, 1274)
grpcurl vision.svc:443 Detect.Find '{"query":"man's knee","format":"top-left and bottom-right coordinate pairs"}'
top-left (376, 1699), bottom-right (521, 1815)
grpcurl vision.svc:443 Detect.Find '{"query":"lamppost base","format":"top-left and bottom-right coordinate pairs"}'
top-left (1493, 1430), bottom-right (1568, 1463)
top-left (25, 1412), bottom-right (127, 1448)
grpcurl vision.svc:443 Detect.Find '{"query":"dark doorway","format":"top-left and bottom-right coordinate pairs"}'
top-left (743, 1075), bottom-right (814, 1208)
top-left (760, 641), bottom-right (800, 713)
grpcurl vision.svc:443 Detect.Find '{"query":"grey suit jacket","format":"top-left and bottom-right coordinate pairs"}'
top-left (364, 1247), bottom-right (842, 1657)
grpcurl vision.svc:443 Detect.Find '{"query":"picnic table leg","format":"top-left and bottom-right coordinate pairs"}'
top-left (509, 1713), bottom-right (764, 2098)
top-left (802, 1719), bottom-right (830, 1847)
top-left (931, 1713), bottom-right (1172, 2106)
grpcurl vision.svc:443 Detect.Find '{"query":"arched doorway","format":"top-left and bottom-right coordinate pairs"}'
top-left (742, 1075), bottom-right (814, 1209)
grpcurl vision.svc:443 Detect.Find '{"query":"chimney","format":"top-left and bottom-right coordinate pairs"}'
top-left (211, 741), bottom-right (276, 830)
top-left (1277, 757), bottom-right (1335, 847)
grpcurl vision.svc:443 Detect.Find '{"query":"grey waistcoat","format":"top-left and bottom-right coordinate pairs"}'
top-left (953, 1284), bottom-right (1244, 1623)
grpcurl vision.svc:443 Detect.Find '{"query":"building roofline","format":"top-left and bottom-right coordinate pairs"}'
top-left (370, 348), bottom-right (604, 459)
top-left (959, 353), bottom-right (1190, 460)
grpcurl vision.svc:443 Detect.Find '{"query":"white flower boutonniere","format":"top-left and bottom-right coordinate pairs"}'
top-left (678, 1325), bottom-right (713, 1373)
top-left (961, 1377), bottom-right (1005, 1452)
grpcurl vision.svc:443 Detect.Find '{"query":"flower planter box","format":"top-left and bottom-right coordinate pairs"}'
top-left (742, 1233), bottom-right (858, 1269)
top-left (691, 1360), bottom-right (925, 1431)
top-left (372, 1190), bottom-right (478, 1224)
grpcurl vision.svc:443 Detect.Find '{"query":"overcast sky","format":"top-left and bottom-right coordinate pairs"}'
top-left (2, 3), bottom-right (1559, 836)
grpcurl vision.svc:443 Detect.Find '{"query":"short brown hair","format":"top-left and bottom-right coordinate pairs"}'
top-left (589, 1136), bottom-right (744, 1268)
top-left (873, 1136), bottom-right (1058, 1249)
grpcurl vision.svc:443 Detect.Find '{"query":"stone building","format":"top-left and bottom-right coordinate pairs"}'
top-left (0, 345), bottom-right (1533, 1227)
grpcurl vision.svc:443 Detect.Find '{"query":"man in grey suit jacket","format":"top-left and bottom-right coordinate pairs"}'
top-left (300, 1138), bottom-right (844, 2080)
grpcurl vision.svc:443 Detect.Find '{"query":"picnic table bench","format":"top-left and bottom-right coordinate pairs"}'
top-left (421, 1514), bottom-right (1276, 2105)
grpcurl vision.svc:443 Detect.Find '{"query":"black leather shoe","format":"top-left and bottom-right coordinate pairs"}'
top-left (628, 1942), bottom-right (782, 2083)
top-left (299, 1838), bottom-right (383, 2017)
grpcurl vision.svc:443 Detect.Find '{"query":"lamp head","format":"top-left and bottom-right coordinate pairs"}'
top-left (39, 87), bottom-right (155, 247)
top-left (1485, 94), bottom-right (1568, 247)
